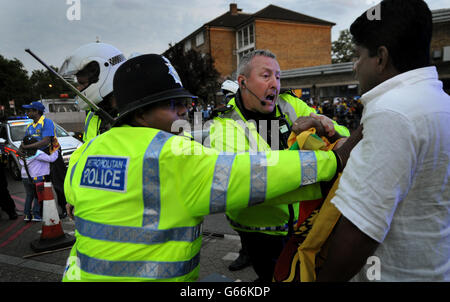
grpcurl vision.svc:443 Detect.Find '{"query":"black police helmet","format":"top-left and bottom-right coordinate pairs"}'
top-left (113, 54), bottom-right (195, 125)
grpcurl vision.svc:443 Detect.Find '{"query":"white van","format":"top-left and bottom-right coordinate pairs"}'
top-left (40, 98), bottom-right (86, 133)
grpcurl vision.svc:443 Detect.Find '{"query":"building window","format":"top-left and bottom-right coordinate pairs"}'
top-left (184, 40), bottom-right (191, 52)
top-left (196, 31), bottom-right (204, 46)
top-left (236, 23), bottom-right (255, 65)
top-left (237, 24), bottom-right (254, 50)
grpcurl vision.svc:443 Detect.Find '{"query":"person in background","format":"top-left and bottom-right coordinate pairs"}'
top-left (59, 42), bottom-right (126, 143)
top-left (19, 136), bottom-right (58, 222)
top-left (20, 101), bottom-right (68, 218)
top-left (0, 162), bottom-right (18, 220)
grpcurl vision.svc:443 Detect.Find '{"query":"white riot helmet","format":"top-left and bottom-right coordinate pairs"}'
top-left (221, 80), bottom-right (239, 95)
top-left (59, 42), bottom-right (126, 110)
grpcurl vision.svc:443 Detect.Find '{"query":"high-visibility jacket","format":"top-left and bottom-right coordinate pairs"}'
top-left (210, 92), bottom-right (350, 235)
top-left (82, 111), bottom-right (101, 143)
top-left (62, 124), bottom-right (338, 281)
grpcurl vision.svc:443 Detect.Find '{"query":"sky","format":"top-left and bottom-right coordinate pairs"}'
top-left (1, 0), bottom-right (449, 74)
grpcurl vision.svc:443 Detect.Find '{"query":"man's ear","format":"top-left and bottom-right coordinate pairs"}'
top-left (237, 75), bottom-right (246, 89)
top-left (376, 46), bottom-right (390, 73)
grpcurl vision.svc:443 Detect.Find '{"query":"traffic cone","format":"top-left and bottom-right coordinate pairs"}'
top-left (30, 181), bottom-right (75, 253)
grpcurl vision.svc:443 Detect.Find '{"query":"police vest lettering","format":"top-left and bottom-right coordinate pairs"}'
top-left (80, 156), bottom-right (129, 192)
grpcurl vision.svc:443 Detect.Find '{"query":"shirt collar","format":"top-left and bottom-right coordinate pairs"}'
top-left (360, 66), bottom-right (438, 106)
top-left (31, 115), bottom-right (46, 128)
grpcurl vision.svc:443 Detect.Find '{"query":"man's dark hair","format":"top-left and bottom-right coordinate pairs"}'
top-left (350, 0), bottom-right (432, 73)
top-left (23, 135), bottom-right (38, 157)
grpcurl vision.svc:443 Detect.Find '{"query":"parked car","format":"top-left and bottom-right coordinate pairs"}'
top-left (0, 117), bottom-right (83, 180)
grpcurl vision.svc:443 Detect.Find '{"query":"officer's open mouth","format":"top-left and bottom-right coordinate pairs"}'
top-left (265, 94), bottom-right (276, 102)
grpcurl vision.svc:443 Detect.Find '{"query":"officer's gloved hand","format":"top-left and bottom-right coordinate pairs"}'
top-left (332, 124), bottom-right (363, 172)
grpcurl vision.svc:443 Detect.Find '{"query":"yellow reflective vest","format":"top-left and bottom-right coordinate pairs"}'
top-left (82, 111), bottom-right (101, 143)
top-left (62, 124), bottom-right (338, 281)
top-left (210, 92), bottom-right (350, 235)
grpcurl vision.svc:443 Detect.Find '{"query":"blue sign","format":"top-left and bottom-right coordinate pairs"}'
top-left (80, 156), bottom-right (129, 192)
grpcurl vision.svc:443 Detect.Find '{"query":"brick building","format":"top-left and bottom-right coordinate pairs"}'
top-left (165, 3), bottom-right (335, 80)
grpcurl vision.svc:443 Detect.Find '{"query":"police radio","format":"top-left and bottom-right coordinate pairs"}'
top-left (277, 112), bottom-right (292, 150)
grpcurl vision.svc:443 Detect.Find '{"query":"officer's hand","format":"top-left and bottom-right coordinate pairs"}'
top-left (66, 204), bottom-right (75, 220)
top-left (310, 113), bottom-right (336, 138)
top-left (292, 116), bottom-right (326, 137)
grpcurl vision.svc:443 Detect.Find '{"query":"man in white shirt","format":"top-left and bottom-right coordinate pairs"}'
top-left (317, 0), bottom-right (450, 281)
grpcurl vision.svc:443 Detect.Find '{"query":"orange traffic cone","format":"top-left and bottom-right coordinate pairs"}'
top-left (30, 181), bottom-right (75, 252)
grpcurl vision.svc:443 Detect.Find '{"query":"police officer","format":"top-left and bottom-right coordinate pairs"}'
top-left (0, 114), bottom-right (18, 220)
top-left (59, 42), bottom-right (126, 143)
top-left (210, 49), bottom-right (350, 281)
top-left (62, 54), bottom-right (361, 281)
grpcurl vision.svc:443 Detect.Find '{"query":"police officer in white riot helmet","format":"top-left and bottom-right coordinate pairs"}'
top-left (59, 42), bottom-right (126, 142)
top-left (221, 80), bottom-right (239, 104)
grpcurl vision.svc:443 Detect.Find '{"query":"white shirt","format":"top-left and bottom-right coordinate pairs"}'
top-left (331, 66), bottom-right (450, 281)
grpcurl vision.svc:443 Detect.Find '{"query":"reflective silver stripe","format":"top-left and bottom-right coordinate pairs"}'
top-left (70, 137), bottom-right (97, 186)
top-left (77, 250), bottom-right (200, 279)
top-left (299, 151), bottom-right (317, 186)
top-left (84, 111), bottom-right (95, 138)
top-left (75, 216), bottom-right (202, 244)
top-left (248, 153), bottom-right (267, 206)
top-left (142, 131), bottom-right (172, 228)
top-left (210, 153), bottom-right (236, 213)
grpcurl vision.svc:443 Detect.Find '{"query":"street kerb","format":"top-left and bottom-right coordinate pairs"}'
top-left (30, 181), bottom-right (75, 253)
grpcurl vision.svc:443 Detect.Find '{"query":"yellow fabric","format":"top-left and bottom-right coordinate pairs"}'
top-left (298, 174), bottom-right (342, 282)
top-left (277, 129), bottom-right (343, 282)
top-left (287, 128), bottom-right (343, 152)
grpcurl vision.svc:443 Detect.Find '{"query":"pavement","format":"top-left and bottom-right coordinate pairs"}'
top-left (0, 174), bottom-right (258, 282)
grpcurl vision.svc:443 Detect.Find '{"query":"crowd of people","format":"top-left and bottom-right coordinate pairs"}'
top-left (310, 97), bottom-right (364, 131)
top-left (188, 92), bottom-right (364, 133)
top-left (0, 0), bottom-right (448, 283)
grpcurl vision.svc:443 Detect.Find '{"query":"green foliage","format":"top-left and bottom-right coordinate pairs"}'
top-left (332, 29), bottom-right (356, 64)
top-left (0, 55), bottom-right (30, 113)
top-left (29, 67), bottom-right (75, 100)
top-left (0, 54), bottom-right (75, 116)
top-left (163, 44), bottom-right (220, 105)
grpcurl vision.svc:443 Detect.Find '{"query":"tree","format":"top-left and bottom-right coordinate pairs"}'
top-left (29, 67), bottom-right (75, 101)
top-left (163, 44), bottom-right (220, 105)
top-left (332, 29), bottom-right (356, 64)
top-left (0, 55), bottom-right (30, 114)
